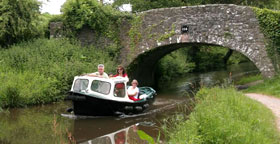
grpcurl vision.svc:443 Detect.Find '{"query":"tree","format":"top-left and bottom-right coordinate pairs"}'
top-left (113, 0), bottom-right (279, 12)
top-left (0, 0), bottom-right (43, 47)
top-left (61, 0), bottom-right (111, 34)
top-left (113, 0), bottom-right (188, 12)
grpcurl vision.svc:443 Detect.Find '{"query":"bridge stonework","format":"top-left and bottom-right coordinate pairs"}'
top-left (118, 4), bottom-right (275, 86)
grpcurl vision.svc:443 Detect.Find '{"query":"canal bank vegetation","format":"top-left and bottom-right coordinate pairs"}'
top-left (234, 74), bottom-right (263, 85)
top-left (0, 38), bottom-right (116, 108)
top-left (163, 87), bottom-right (280, 143)
top-left (244, 75), bottom-right (280, 98)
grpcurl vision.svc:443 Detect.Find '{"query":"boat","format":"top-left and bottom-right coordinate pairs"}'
top-left (66, 75), bottom-right (156, 116)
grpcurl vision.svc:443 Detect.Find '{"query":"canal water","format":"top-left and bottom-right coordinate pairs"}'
top-left (0, 62), bottom-right (259, 144)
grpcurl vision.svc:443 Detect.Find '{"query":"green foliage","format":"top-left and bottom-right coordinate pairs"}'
top-left (113, 0), bottom-right (279, 12)
top-left (157, 24), bottom-right (176, 42)
top-left (48, 14), bottom-right (63, 23)
top-left (227, 51), bottom-right (250, 65)
top-left (156, 49), bottom-right (195, 86)
top-left (253, 8), bottom-right (280, 71)
top-left (244, 75), bottom-right (280, 98)
top-left (114, 0), bottom-right (188, 12)
top-left (165, 87), bottom-right (280, 143)
top-left (137, 130), bottom-right (155, 144)
top-left (61, 0), bottom-right (131, 59)
top-left (202, 0), bottom-right (279, 9)
top-left (62, 0), bottom-right (109, 33)
top-left (128, 14), bottom-right (143, 59)
top-left (0, 71), bottom-right (59, 108)
top-left (0, 38), bottom-right (116, 108)
top-left (155, 46), bottom-right (249, 88)
top-left (234, 74), bottom-right (263, 85)
top-left (192, 46), bottom-right (226, 71)
top-left (0, 0), bottom-right (45, 47)
top-left (61, 0), bottom-right (131, 36)
top-left (187, 45), bottom-right (248, 72)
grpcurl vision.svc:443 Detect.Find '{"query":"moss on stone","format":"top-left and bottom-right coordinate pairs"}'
top-left (253, 7), bottom-right (280, 72)
top-left (157, 24), bottom-right (176, 41)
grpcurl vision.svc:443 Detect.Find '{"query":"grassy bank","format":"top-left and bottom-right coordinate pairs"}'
top-left (244, 76), bottom-right (280, 98)
top-left (234, 74), bottom-right (263, 85)
top-left (0, 38), bottom-right (116, 108)
top-left (164, 87), bottom-right (280, 143)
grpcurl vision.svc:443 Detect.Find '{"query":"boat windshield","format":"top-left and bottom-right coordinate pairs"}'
top-left (114, 83), bottom-right (126, 97)
top-left (91, 80), bottom-right (111, 95)
top-left (73, 79), bottom-right (89, 92)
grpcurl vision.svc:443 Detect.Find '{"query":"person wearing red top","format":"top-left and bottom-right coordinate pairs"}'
top-left (113, 65), bottom-right (129, 97)
top-left (113, 65), bottom-right (129, 81)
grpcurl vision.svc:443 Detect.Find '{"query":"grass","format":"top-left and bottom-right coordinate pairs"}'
top-left (244, 75), bottom-right (280, 98)
top-left (234, 74), bottom-right (263, 85)
top-left (0, 38), bottom-right (117, 108)
top-left (164, 87), bottom-right (280, 144)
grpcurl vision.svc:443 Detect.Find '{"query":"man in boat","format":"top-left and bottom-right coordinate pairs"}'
top-left (87, 64), bottom-right (109, 78)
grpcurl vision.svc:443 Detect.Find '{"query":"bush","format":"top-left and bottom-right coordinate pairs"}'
top-left (61, 0), bottom-right (130, 36)
top-left (0, 38), bottom-right (117, 107)
top-left (0, 71), bottom-right (59, 107)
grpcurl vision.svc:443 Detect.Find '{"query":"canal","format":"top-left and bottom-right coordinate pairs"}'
top-left (0, 62), bottom-right (259, 144)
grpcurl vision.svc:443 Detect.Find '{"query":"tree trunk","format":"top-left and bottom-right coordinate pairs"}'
top-left (223, 49), bottom-right (233, 65)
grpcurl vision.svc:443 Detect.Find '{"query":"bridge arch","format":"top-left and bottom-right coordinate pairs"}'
top-left (119, 4), bottom-right (275, 86)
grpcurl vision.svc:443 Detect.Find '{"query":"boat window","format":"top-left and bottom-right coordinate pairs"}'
top-left (114, 83), bottom-right (125, 97)
top-left (73, 79), bottom-right (89, 92)
top-left (91, 80), bottom-right (111, 95)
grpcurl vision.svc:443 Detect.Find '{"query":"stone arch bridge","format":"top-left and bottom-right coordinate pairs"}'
top-left (116, 4), bottom-right (275, 87)
top-left (50, 4), bottom-right (275, 86)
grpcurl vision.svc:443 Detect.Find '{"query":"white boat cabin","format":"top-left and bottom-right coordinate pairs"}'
top-left (71, 76), bottom-right (136, 102)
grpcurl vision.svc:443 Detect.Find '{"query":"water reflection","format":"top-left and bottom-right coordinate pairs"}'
top-left (160, 62), bottom-right (259, 95)
top-left (81, 123), bottom-right (148, 144)
top-left (70, 98), bottom-right (183, 143)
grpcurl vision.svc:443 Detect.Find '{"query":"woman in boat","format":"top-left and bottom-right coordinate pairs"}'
top-left (127, 79), bottom-right (140, 101)
top-left (113, 65), bottom-right (129, 81)
top-left (113, 65), bottom-right (129, 97)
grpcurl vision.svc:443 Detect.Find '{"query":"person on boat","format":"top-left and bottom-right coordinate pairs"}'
top-left (113, 65), bottom-right (128, 97)
top-left (87, 64), bottom-right (109, 78)
top-left (127, 79), bottom-right (140, 101)
top-left (113, 65), bottom-right (129, 81)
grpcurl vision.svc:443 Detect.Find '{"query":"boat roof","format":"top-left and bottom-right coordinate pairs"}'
top-left (74, 75), bottom-right (128, 83)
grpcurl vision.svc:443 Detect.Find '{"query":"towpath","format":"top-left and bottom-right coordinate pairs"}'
top-left (245, 93), bottom-right (280, 131)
